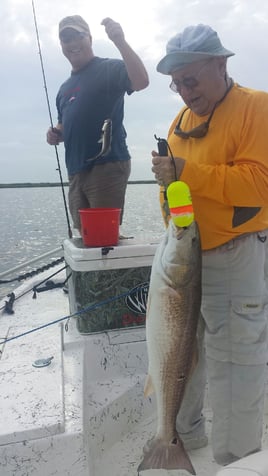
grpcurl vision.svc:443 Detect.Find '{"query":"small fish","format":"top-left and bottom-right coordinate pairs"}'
top-left (138, 219), bottom-right (201, 475)
top-left (86, 118), bottom-right (112, 162)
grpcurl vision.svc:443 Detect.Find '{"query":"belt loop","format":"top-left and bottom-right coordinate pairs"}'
top-left (257, 232), bottom-right (267, 243)
top-left (226, 239), bottom-right (234, 250)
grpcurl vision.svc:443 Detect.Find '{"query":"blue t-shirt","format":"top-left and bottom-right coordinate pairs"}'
top-left (56, 57), bottom-right (133, 176)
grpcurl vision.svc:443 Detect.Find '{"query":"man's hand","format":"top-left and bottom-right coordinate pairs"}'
top-left (101, 18), bottom-right (125, 46)
top-left (101, 17), bottom-right (149, 92)
top-left (152, 151), bottom-right (186, 187)
top-left (46, 127), bottom-right (63, 146)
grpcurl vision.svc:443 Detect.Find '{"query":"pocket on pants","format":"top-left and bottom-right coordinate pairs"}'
top-left (230, 298), bottom-right (267, 364)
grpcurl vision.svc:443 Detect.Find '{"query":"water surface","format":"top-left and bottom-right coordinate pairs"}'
top-left (0, 184), bottom-right (164, 299)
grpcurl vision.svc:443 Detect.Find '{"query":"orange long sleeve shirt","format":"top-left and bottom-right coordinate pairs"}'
top-left (162, 83), bottom-right (268, 250)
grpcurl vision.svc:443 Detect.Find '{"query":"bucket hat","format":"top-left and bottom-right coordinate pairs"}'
top-left (157, 24), bottom-right (234, 74)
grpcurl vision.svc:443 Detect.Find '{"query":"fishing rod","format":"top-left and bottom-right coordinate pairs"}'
top-left (31, 0), bottom-right (72, 239)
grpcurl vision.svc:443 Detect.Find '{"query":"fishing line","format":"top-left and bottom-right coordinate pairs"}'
top-left (31, 0), bottom-right (72, 238)
top-left (0, 285), bottom-right (147, 345)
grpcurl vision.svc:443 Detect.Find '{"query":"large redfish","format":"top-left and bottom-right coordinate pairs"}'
top-left (138, 219), bottom-right (201, 475)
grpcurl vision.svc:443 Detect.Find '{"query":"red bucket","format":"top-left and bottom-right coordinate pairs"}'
top-left (79, 208), bottom-right (121, 247)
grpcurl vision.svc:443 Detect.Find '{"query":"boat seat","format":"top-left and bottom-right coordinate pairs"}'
top-left (216, 449), bottom-right (268, 476)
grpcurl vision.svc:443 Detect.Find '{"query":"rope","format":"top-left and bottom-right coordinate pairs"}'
top-left (32, 266), bottom-right (70, 298)
top-left (0, 257), bottom-right (64, 284)
top-left (0, 264), bottom-right (68, 313)
top-left (0, 287), bottom-right (143, 345)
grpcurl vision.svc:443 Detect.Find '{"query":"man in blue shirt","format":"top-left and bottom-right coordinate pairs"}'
top-left (47, 15), bottom-right (149, 232)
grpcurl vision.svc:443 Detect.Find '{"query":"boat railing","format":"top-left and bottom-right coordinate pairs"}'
top-left (0, 246), bottom-right (63, 280)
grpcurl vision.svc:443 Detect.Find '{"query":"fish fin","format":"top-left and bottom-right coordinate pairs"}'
top-left (138, 435), bottom-right (196, 474)
top-left (144, 374), bottom-right (155, 397)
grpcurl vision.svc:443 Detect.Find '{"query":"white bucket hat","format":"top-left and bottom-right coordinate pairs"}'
top-left (157, 24), bottom-right (234, 74)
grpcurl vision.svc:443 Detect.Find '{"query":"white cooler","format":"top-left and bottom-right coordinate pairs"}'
top-left (63, 236), bottom-right (159, 334)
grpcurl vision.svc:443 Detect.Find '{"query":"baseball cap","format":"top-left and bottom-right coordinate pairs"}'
top-left (59, 15), bottom-right (90, 36)
top-left (157, 24), bottom-right (235, 74)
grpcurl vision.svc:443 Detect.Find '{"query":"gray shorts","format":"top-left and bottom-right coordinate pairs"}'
top-left (68, 160), bottom-right (131, 230)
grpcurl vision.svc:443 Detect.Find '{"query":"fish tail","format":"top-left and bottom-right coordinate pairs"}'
top-left (137, 435), bottom-right (196, 475)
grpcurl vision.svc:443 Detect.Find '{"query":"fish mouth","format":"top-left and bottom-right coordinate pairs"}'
top-left (172, 220), bottom-right (197, 241)
top-left (174, 225), bottom-right (190, 240)
top-left (176, 228), bottom-right (186, 240)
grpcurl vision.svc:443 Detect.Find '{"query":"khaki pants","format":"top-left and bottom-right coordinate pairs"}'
top-left (177, 230), bottom-right (268, 465)
top-left (68, 160), bottom-right (131, 230)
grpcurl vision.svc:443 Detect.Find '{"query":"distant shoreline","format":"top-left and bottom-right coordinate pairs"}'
top-left (0, 181), bottom-right (157, 188)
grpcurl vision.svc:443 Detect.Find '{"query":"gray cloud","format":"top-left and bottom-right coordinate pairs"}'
top-left (0, 0), bottom-right (268, 182)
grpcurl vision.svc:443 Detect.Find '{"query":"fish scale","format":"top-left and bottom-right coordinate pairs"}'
top-left (138, 219), bottom-right (201, 475)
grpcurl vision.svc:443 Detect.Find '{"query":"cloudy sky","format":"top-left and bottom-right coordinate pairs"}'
top-left (1, 0), bottom-right (268, 183)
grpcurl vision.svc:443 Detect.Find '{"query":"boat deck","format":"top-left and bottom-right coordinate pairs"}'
top-left (96, 410), bottom-right (220, 476)
top-left (0, 266), bottom-right (268, 476)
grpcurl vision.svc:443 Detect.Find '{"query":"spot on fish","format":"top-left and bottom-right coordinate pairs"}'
top-left (178, 374), bottom-right (186, 382)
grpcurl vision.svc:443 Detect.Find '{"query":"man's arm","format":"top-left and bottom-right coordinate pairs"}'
top-left (101, 17), bottom-right (149, 91)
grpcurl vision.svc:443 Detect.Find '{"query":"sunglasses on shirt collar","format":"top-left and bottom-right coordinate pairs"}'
top-left (174, 79), bottom-right (234, 139)
top-left (174, 106), bottom-right (215, 139)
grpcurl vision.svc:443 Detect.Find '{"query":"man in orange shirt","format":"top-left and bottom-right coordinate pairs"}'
top-left (152, 24), bottom-right (268, 466)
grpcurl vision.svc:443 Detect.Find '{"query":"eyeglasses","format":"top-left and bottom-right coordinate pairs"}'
top-left (174, 79), bottom-right (234, 139)
top-left (60, 30), bottom-right (88, 44)
top-left (170, 60), bottom-right (212, 93)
